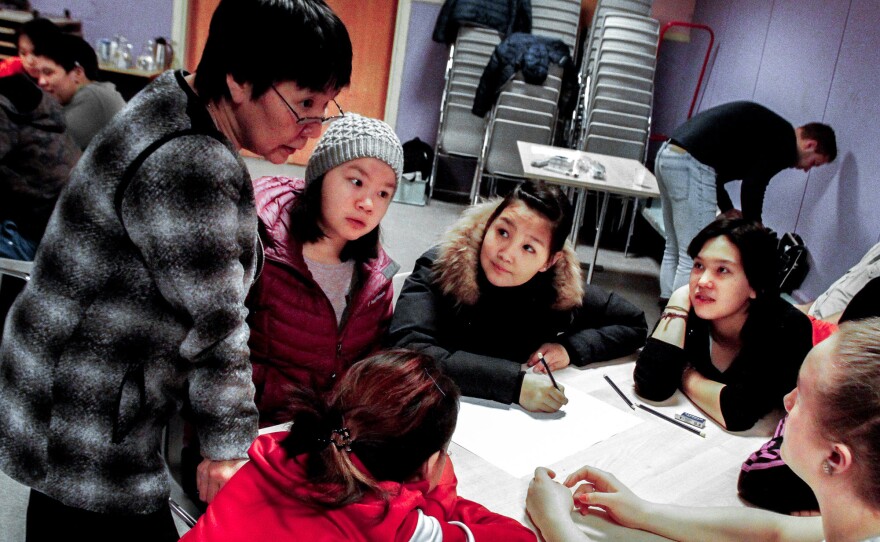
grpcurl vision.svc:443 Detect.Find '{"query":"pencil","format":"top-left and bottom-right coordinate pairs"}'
top-left (603, 374), bottom-right (635, 409)
top-left (169, 498), bottom-right (197, 528)
top-left (538, 353), bottom-right (559, 390)
top-left (637, 403), bottom-right (706, 438)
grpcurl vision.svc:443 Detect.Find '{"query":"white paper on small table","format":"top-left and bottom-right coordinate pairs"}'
top-left (452, 387), bottom-right (643, 478)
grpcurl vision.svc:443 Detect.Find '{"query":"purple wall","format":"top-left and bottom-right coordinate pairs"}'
top-left (653, 0), bottom-right (880, 300)
top-left (29, 0), bottom-right (175, 61)
top-left (395, 1), bottom-right (448, 146)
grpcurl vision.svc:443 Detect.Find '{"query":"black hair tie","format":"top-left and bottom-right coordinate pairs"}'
top-left (328, 427), bottom-right (353, 452)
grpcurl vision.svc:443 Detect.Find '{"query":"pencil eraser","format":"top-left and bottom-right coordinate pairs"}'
top-left (675, 412), bottom-right (706, 429)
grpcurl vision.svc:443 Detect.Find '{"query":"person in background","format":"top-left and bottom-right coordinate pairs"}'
top-left (656, 101), bottom-right (836, 302)
top-left (0, 72), bottom-right (79, 261)
top-left (797, 241), bottom-right (880, 342)
top-left (32, 32), bottom-right (126, 149)
top-left (0, 17), bottom-right (62, 79)
top-left (247, 113), bottom-right (402, 428)
top-left (0, 0), bottom-right (352, 540)
top-left (634, 217), bottom-right (813, 431)
top-left (390, 180), bottom-right (648, 413)
top-left (527, 318), bottom-right (880, 542)
top-left (181, 349), bottom-right (537, 542)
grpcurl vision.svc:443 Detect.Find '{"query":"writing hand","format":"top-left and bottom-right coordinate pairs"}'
top-left (196, 457), bottom-right (249, 503)
top-left (519, 372), bottom-right (568, 412)
top-left (527, 343), bottom-right (571, 372)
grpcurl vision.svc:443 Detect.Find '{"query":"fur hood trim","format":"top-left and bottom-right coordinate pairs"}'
top-left (433, 199), bottom-right (584, 310)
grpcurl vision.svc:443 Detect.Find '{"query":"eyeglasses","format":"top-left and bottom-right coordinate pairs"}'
top-left (271, 85), bottom-right (345, 126)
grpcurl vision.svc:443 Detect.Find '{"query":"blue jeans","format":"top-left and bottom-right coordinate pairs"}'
top-left (655, 142), bottom-right (718, 298)
top-left (0, 220), bottom-right (37, 261)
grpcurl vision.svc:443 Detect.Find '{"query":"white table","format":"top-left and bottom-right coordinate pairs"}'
top-left (517, 142), bottom-right (660, 283)
top-left (450, 356), bottom-right (781, 540)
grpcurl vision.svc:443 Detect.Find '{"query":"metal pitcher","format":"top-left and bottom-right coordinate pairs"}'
top-left (153, 37), bottom-right (174, 70)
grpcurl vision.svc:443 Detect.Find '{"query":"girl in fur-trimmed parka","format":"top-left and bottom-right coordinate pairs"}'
top-left (389, 181), bottom-right (648, 413)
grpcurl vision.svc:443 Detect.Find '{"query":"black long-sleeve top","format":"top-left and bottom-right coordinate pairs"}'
top-left (670, 101), bottom-right (798, 223)
top-left (633, 298), bottom-right (812, 431)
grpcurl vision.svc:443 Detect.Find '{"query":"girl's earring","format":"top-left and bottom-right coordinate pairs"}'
top-left (822, 459), bottom-right (833, 475)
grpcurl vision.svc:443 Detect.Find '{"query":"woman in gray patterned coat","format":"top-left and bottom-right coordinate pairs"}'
top-left (0, 0), bottom-right (352, 540)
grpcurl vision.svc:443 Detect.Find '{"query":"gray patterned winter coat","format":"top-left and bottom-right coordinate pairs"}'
top-left (0, 70), bottom-right (260, 514)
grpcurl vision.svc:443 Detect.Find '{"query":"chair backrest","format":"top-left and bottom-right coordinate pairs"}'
top-left (591, 71), bottom-right (654, 95)
top-left (494, 105), bottom-right (555, 127)
top-left (439, 103), bottom-right (487, 157)
top-left (531, 0), bottom-right (581, 53)
top-left (595, 45), bottom-right (657, 70)
top-left (591, 95), bottom-right (652, 117)
top-left (587, 108), bottom-right (650, 131)
top-left (593, 59), bottom-right (655, 80)
top-left (484, 119), bottom-right (553, 177)
top-left (584, 134), bottom-right (646, 161)
top-left (581, 0), bottom-right (655, 78)
top-left (0, 258), bottom-right (33, 281)
top-left (602, 12), bottom-right (661, 35)
top-left (584, 121), bottom-right (647, 142)
top-left (497, 92), bottom-right (558, 115)
top-left (590, 82), bottom-right (654, 106)
top-left (434, 25), bottom-right (501, 160)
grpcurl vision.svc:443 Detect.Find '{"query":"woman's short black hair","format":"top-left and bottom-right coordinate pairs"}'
top-left (687, 217), bottom-right (779, 301)
top-left (36, 34), bottom-right (99, 80)
top-left (485, 180), bottom-right (574, 254)
top-left (288, 175), bottom-right (380, 263)
top-left (194, 0), bottom-right (353, 102)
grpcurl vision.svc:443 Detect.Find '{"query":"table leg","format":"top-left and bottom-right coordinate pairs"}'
top-left (587, 191), bottom-right (610, 284)
top-left (624, 196), bottom-right (639, 257)
top-left (569, 187), bottom-right (587, 245)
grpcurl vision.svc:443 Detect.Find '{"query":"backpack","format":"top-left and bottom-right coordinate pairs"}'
top-left (778, 232), bottom-right (809, 294)
top-left (402, 137), bottom-right (434, 180)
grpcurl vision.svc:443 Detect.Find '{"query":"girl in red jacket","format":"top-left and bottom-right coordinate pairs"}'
top-left (247, 113), bottom-right (403, 427)
top-left (181, 349), bottom-right (536, 541)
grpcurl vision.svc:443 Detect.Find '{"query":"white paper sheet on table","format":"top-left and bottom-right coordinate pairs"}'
top-left (452, 387), bottom-right (643, 478)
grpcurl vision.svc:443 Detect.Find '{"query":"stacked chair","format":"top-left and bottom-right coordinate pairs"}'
top-left (576, 7), bottom-right (659, 159)
top-left (531, 0), bottom-right (580, 53)
top-left (428, 25), bottom-right (501, 199)
top-left (568, 0), bottom-right (655, 148)
top-left (568, 1), bottom-right (659, 254)
top-left (469, 0), bottom-right (582, 204)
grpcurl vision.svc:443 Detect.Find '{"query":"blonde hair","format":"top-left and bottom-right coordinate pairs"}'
top-left (817, 317), bottom-right (880, 509)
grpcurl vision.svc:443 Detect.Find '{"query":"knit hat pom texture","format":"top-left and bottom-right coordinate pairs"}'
top-left (305, 113), bottom-right (404, 184)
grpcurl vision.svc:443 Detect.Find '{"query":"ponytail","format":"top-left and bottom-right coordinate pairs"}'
top-left (281, 349), bottom-right (460, 509)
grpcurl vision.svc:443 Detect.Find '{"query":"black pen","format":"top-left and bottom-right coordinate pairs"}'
top-left (637, 403), bottom-right (706, 438)
top-left (538, 353), bottom-right (559, 390)
top-left (603, 374), bottom-right (635, 409)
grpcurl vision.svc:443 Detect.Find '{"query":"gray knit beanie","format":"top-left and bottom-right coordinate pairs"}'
top-left (305, 113), bottom-right (404, 184)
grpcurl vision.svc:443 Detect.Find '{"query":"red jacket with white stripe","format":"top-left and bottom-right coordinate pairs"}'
top-left (247, 176), bottom-right (397, 427)
top-left (181, 432), bottom-right (535, 542)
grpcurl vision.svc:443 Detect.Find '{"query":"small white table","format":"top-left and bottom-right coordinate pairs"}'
top-left (517, 142), bottom-right (660, 283)
top-left (450, 356), bottom-right (780, 540)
